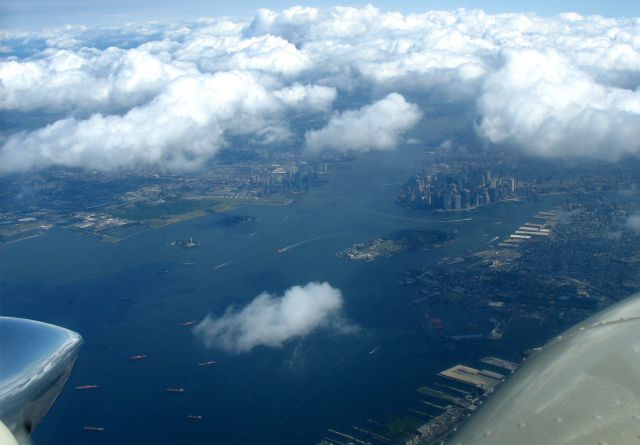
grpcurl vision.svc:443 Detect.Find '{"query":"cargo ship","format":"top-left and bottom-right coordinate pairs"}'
top-left (165, 387), bottom-right (185, 393)
top-left (129, 354), bottom-right (147, 360)
top-left (75, 385), bottom-right (99, 390)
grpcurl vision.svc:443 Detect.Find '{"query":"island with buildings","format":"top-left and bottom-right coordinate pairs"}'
top-left (337, 230), bottom-right (455, 261)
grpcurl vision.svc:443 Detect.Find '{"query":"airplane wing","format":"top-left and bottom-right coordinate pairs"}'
top-left (447, 292), bottom-right (640, 444)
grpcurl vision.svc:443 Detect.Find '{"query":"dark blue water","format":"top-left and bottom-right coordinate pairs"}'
top-left (0, 148), bottom-right (564, 444)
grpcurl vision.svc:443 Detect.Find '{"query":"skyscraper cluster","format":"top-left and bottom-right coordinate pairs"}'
top-left (398, 170), bottom-right (516, 211)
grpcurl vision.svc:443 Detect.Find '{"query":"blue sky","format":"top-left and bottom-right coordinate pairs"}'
top-left (3, 0), bottom-right (640, 30)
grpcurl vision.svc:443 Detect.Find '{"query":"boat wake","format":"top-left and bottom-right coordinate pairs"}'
top-left (486, 236), bottom-right (500, 245)
top-left (439, 217), bottom-right (472, 223)
top-left (277, 235), bottom-right (327, 254)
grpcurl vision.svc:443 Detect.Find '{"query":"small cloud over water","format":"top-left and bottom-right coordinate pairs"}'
top-left (194, 281), bottom-right (354, 353)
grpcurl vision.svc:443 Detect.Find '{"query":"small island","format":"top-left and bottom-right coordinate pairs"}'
top-left (337, 230), bottom-right (455, 262)
top-left (216, 215), bottom-right (259, 227)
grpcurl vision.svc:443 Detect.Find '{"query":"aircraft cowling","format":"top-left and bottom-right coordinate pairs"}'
top-left (0, 317), bottom-right (82, 436)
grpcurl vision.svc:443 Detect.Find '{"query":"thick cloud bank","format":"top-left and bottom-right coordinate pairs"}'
top-left (0, 73), bottom-right (336, 172)
top-left (477, 48), bottom-right (640, 159)
top-left (2, 6), bottom-right (640, 172)
top-left (305, 93), bottom-right (422, 152)
top-left (194, 282), bottom-right (350, 353)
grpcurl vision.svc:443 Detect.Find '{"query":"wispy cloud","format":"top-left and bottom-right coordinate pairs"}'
top-left (626, 214), bottom-right (640, 232)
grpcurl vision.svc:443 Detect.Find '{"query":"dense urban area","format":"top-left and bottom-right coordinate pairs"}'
top-left (0, 148), bottom-right (350, 244)
top-left (320, 149), bottom-right (640, 444)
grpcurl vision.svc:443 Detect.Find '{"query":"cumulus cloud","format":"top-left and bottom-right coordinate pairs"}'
top-left (304, 93), bottom-right (422, 152)
top-left (0, 73), bottom-right (336, 172)
top-left (0, 47), bottom-right (194, 112)
top-left (2, 6), bottom-right (640, 172)
top-left (626, 214), bottom-right (640, 232)
top-left (273, 83), bottom-right (337, 111)
top-left (194, 282), bottom-right (351, 353)
top-left (477, 48), bottom-right (640, 159)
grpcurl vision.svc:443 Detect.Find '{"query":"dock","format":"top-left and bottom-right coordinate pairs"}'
top-left (418, 386), bottom-right (470, 408)
top-left (438, 365), bottom-right (503, 391)
top-left (480, 356), bottom-right (518, 372)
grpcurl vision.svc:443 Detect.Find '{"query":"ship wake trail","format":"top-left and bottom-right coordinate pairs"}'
top-left (486, 236), bottom-right (500, 245)
top-left (214, 261), bottom-right (233, 270)
top-left (277, 234), bottom-right (332, 253)
top-left (439, 217), bottom-right (473, 223)
top-left (270, 354), bottom-right (349, 432)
